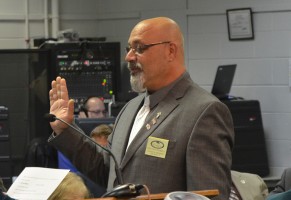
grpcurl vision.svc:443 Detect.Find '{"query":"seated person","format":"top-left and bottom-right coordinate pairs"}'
top-left (78, 96), bottom-right (107, 118)
top-left (268, 168), bottom-right (291, 197)
top-left (230, 170), bottom-right (268, 200)
top-left (1, 172), bottom-right (89, 200)
top-left (48, 172), bottom-right (91, 200)
top-left (58, 151), bottom-right (78, 172)
top-left (90, 124), bottom-right (113, 147)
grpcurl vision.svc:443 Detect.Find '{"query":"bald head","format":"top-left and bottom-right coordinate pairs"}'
top-left (137, 18), bottom-right (183, 44)
top-left (79, 97), bottom-right (106, 118)
top-left (133, 17), bottom-right (184, 60)
top-left (85, 97), bottom-right (104, 109)
top-left (126, 17), bottom-right (186, 93)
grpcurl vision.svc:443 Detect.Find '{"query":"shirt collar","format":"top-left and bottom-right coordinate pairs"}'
top-left (145, 71), bottom-right (188, 109)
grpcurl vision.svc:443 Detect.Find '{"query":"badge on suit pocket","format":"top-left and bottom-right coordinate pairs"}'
top-left (145, 136), bottom-right (169, 159)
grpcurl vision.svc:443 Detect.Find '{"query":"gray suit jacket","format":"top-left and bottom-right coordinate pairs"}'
top-left (49, 72), bottom-right (234, 200)
top-left (269, 168), bottom-right (291, 196)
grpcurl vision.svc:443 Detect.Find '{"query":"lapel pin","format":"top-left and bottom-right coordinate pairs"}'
top-left (151, 118), bottom-right (157, 125)
top-left (146, 124), bottom-right (151, 130)
top-left (156, 112), bottom-right (161, 119)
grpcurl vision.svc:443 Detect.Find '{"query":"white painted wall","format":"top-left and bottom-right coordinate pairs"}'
top-left (1, 0), bottom-right (291, 178)
top-left (187, 1), bottom-right (291, 178)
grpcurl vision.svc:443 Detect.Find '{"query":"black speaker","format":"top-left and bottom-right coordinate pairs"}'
top-left (223, 100), bottom-right (269, 177)
top-left (0, 106), bottom-right (12, 188)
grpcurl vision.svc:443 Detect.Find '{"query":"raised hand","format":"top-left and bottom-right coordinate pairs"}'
top-left (49, 76), bottom-right (75, 134)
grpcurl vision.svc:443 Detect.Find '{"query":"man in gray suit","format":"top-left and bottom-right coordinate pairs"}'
top-left (48, 17), bottom-right (234, 200)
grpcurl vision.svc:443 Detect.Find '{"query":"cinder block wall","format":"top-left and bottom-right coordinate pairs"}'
top-left (0, 0), bottom-right (291, 178)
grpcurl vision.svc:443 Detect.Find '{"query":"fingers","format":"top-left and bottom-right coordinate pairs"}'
top-left (60, 78), bottom-right (69, 101)
top-left (48, 76), bottom-right (75, 134)
top-left (68, 99), bottom-right (75, 120)
top-left (50, 76), bottom-right (69, 101)
top-left (49, 79), bottom-right (57, 107)
top-left (49, 89), bottom-right (54, 107)
top-left (56, 77), bottom-right (62, 99)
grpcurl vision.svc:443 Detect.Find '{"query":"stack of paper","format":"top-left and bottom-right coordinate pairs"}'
top-left (7, 167), bottom-right (69, 200)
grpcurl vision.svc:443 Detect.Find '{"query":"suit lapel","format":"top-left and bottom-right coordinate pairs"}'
top-left (110, 95), bottom-right (144, 166)
top-left (118, 72), bottom-right (192, 169)
top-left (120, 93), bottom-right (179, 169)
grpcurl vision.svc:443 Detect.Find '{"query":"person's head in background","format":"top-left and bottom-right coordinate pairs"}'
top-left (48, 172), bottom-right (91, 200)
top-left (78, 96), bottom-right (106, 118)
top-left (90, 124), bottom-right (113, 147)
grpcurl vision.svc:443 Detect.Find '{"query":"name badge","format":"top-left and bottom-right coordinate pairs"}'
top-left (145, 136), bottom-right (169, 159)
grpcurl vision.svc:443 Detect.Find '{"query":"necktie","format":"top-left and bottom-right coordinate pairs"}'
top-left (127, 96), bottom-right (150, 150)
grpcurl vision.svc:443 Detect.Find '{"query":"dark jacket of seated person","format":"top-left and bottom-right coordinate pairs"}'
top-left (269, 168), bottom-right (291, 195)
top-left (0, 177), bottom-right (6, 193)
top-left (0, 178), bottom-right (15, 200)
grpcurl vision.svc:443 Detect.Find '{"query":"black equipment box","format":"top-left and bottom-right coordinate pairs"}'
top-left (223, 100), bottom-right (269, 177)
top-left (0, 106), bottom-right (12, 188)
top-left (43, 42), bottom-right (121, 113)
top-left (0, 106), bottom-right (9, 140)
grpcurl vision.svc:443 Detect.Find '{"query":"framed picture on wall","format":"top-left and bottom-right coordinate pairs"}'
top-left (226, 8), bottom-right (254, 40)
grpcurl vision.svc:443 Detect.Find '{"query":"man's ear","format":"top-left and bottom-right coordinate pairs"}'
top-left (168, 42), bottom-right (177, 62)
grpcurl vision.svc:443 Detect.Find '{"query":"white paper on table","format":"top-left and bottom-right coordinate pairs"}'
top-left (7, 167), bottom-right (70, 200)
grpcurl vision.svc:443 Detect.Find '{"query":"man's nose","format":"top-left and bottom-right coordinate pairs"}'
top-left (125, 49), bottom-right (136, 62)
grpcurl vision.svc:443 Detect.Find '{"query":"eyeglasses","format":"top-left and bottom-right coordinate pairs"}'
top-left (87, 110), bottom-right (107, 116)
top-left (125, 41), bottom-right (171, 54)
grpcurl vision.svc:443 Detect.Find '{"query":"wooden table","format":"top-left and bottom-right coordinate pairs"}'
top-left (88, 189), bottom-right (219, 200)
